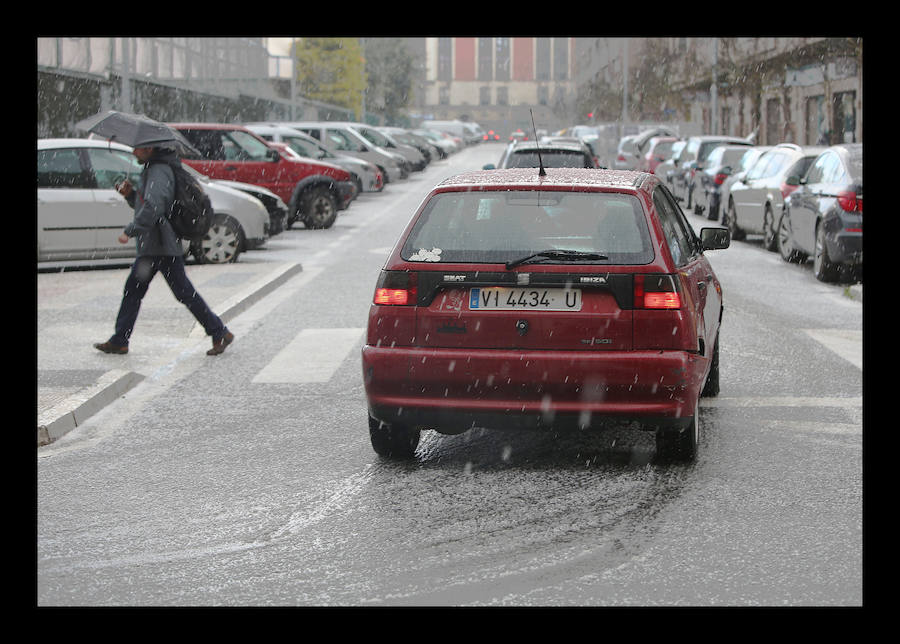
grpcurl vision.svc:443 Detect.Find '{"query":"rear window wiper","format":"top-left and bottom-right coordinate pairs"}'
top-left (505, 249), bottom-right (609, 270)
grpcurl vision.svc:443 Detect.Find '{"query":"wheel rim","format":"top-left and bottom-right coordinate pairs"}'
top-left (308, 195), bottom-right (335, 227)
top-left (201, 220), bottom-right (239, 263)
top-left (814, 225), bottom-right (826, 275)
top-left (764, 208), bottom-right (776, 248)
top-left (778, 215), bottom-right (793, 258)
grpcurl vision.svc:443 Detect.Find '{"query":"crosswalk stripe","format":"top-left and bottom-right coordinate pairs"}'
top-left (252, 328), bottom-right (365, 384)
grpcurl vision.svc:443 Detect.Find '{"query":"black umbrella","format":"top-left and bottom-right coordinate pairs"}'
top-left (75, 110), bottom-right (201, 158)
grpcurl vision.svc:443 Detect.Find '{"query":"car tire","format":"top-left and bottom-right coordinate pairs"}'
top-left (368, 415), bottom-right (420, 459)
top-left (655, 397), bottom-right (700, 463)
top-left (701, 334), bottom-right (720, 398)
top-left (192, 214), bottom-right (243, 264)
top-left (762, 205), bottom-right (779, 251)
top-left (813, 222), bottom-right (841, 282)
top-left (723, 200), bottom-right (746, 241)
top-left (777, 212), bottom-right (807, 263)
top-left (301, 186), bottom-right (337, 229)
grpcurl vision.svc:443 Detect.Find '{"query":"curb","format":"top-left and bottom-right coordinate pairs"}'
top-left (38, 370), bottom-right (144, 446)
top-left (38, 262), bottom-right (304, 447)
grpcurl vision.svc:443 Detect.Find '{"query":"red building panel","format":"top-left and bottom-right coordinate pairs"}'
top-left (512, 37), bottom-right (533, 81)
top-left (455, 37), bottom-right (475, 81)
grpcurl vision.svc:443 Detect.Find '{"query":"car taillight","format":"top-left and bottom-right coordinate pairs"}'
top-left (374, 270), bottom-right (417, 306)
top-left (714, 172), bottom-right (728, 185)
top-left (634, 274), bottom-right (681, 309)
top-left (837, 190), bottom-right (862, 213)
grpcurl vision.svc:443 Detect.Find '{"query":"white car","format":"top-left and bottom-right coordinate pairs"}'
top-left (38, 138), bottom-right (269, 264)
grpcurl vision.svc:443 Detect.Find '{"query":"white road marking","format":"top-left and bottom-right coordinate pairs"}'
top-left (252, 328), bottom-right (365, 384)
top-left (802, 328), bottom-right (862, 370)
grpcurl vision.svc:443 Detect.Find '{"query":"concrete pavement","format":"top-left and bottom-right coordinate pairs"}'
top-left (37, 259), bottom-right (303, 446)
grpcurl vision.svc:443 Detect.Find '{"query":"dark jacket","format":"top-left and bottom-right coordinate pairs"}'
top-left (124, 148), bottom-right (183, 257)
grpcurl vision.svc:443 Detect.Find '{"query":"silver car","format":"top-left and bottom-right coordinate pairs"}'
top-left (280, 121), bottom-right (407, 183)
top-left (245, 123), bottom-right (384, 193)
top-left (725, 143), bottom-right (826, 250)
top-left (345, 122), bottom-right (426, 172)
top-left (38, 138), bottom-right (269, 264)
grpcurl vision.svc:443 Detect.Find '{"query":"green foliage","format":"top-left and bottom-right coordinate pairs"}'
top-left (295, 38), bottom-right (367, 118)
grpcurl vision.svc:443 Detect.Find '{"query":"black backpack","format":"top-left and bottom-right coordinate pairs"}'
top-left (151, 161), bottom-right (214, 242)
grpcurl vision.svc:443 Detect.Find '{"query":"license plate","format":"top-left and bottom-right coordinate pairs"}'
top-left (469, 287), bottom-right (582, 311)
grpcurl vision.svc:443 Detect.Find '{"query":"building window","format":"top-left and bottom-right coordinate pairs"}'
top-left (497, 86), bottom-right (508, 106)
top-left (495, 38), bottom-right (510, 81)
top-left (805, 95), bottom-right (827, 144)
top-left (438, 38), bottom-right (452, 82)
top-left (553, 38), bottom-right (568, 81)
top-left (766, 98), bottom-right (781, 146)
top-left (538, 85), bottom-right (549, 106)
top-left (833, 91), bottom-right (856, 143)
top-left (536, 38), bottom-right (550, 81)
top-left (439, 85), bottom-right (450, 106)
top-left (480, 85), bottom-right (491, 106)
top-left (478, 38), bottom-right (492, 81)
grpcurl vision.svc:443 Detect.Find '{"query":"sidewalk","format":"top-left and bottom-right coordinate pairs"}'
top-left (37, 260), bottom-right (302, 446)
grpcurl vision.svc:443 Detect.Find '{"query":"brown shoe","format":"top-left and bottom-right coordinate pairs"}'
top-left (94, 341), bottom-right (128, 354)
top-left (207, 331), bottom-right (234, 356)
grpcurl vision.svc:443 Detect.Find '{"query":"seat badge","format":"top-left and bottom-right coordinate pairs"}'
top-left (517, 273), bottom-right (530, 286)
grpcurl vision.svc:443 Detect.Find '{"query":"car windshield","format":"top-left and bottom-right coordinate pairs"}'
top-left (506, 150), bottom-right (590, 168)
top-left (402, 190), bottom-right (654, 265)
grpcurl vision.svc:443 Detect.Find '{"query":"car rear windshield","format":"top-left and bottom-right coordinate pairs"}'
top-left (402, 190), bottom-right (655, 265)
top-left (506, 150), bottom-right (592, 168)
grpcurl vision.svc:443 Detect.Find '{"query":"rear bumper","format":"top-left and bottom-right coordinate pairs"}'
top-left (362, 345), bottom-right (706, 432)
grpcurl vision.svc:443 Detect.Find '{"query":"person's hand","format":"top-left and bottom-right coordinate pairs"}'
top-left (115, 179), bottom-right (133, 198)
top-left (118, 232), bottom-right (130, 244)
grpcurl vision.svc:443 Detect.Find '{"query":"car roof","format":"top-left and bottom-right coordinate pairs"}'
top-left (435, 168), bottom-right (647, 191)
top-left (38, 137), bottom-right (133, 151)
top-left (167, 123), bottom-right (251, 131)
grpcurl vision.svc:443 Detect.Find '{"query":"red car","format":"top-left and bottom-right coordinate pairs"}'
top-left (169, 123), bottom-right (356, 229)
top-left (362, 168), bottom-right (730, 462)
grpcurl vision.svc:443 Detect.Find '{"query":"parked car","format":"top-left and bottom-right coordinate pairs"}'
top-left (653, 139), bottom-right (686, 189)
top-left (346, 122), bottom-right (427, 172)
top-left (694, 145), bottom-right (760, 220)
top-left (362, 167), bottom-right (729, 462)
top-left (638, 136), bottom-right (678, 174)
top-left (210, 176), bottom-right (289, 237)
top-left (725, 143), bottom-right (826, 250)
top-left (169, 123), bottom-right (355, 230)
top-left (379, 127), bottom-right (441, 163)
top-left (779, 143), bottom-right (862, 282)
top-left (420, 119), bottom-right (478, 144)
top-left (283, 121), bottom-right (407, 183)
top-left (715, 146), bottom-right (772, 223)
top-left (485, 139), bottom-right (598, 170)
top-left (412, 128), bottom-right (459, 156)
top-left (674, 135), bottom-right (753, 210)
top-left (245, 123), bottom-right (383, 193)
top-left (482, 129), bottom-right (502, 142)
top-left (613, 135), bottom-right (639, 170)
top-left (38, 138), bottom-right (269, 264)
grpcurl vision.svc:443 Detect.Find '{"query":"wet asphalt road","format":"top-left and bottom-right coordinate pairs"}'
top-left (37, 143), bottom-right (862, 606)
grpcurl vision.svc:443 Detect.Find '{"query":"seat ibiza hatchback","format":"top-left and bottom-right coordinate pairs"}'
top-left (362, 168), bottom-right (730, 462)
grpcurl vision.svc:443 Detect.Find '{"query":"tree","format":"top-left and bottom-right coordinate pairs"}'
top-left (294, 38), bottom-right (367, 118)
top-left (363, 38), bottom-right (415, 124)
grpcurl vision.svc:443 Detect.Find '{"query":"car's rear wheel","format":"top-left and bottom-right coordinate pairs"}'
top-left (777, 212), bottom-right (807, 263)
top-left (655, 398), bottom-right (700, 463)
top-left (813, 222), bottom-right (841, 282)
top-left (301, 186), bottom-right (337, 229)
top-left (368, 415), bottom-right (420, 459)
top-left (723, 200), bottom-right (746, 241)
top-left (701, 334), bottom-right (720, 398)
top-left (763, 205), bottom-right (778, 251)
top-left (192, 214), bottom-right (243, 264)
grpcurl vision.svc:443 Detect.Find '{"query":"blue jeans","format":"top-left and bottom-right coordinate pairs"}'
top-left (109, 255), bottom-right (226, 347)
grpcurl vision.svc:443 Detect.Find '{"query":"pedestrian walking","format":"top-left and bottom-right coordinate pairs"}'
top-left (93, 144), bottom-right (234, 356)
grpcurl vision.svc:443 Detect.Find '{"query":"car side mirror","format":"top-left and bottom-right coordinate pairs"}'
top-left (267, 148), bottom-right (280, 162)
top-left (700, 227), bottom-right (730, 251)
top-left (482, 163), bottom-right (496, 170)
top-left (785, 175), bottom-right (800, 186)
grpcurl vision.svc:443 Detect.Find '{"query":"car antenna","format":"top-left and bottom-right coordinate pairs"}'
top-left (530, 108), bottom-right (546, 177)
